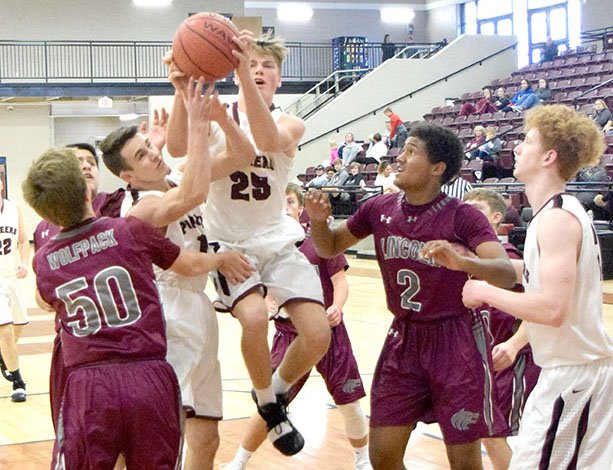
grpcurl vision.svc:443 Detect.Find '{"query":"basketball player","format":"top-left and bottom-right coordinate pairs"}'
top-left (166, 32), bottom-right (331, 456)
top-left (0, 177), bottom-right (29, 403)
top-left (101, 78), bottom-right (255, 470)
top-left (224, 183), bottom-right (371, 470)
top-left (463, 189), bottom-right (541, 470)
top-left (463, 105), bottom-right (613, 469)
top-left (24, 148), bottom-right (251, 469)
top-left (305, 122), bottom-right (517, 470)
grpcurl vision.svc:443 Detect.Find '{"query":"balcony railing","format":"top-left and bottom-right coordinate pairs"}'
top-left (0, 39), bottom-right (442, 85)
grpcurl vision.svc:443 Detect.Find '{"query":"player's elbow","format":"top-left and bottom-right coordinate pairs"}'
top-left (546, 307), bottom-right (568, 327)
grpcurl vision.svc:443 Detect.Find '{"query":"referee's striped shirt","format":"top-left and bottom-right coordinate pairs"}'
top-left (442, 177), bottom-right (473, 200)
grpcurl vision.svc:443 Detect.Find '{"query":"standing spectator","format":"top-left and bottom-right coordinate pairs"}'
top-left (381, 34), bottom-right (396, 62)
top-left (541, 36), bottom-right (558, 62)
top-left (591, 99), bottom-right (612, 129)
top-left (339, 132), bottom-right (362, 166)
top-left (507, 79), bottom-right (538, 112)
top-left (373, 161), bottom-right (399, 193)
top-left (459, 87), bottom-right (498, 116)
top-left (535, 78), bottom-right (552, 104)
top-left (354, 133), bottom-right (387, 166)
top-left (574, 163), bottom-right (609, 220)
top-left (501, 193), bottom-right (521, 226)
top-left (493, 87), bottom-right (511, 111)
top-left (329, 139), bottom-right (339, 165)
top-left (384, 107), bottom-right (408, 149)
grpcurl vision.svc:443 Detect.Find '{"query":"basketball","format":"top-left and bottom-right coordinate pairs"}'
top-left (172, 12), bottom-right (240, 82)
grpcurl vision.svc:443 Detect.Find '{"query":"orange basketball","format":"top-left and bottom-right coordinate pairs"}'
top-left (172, 12), bottom-right (240, 82)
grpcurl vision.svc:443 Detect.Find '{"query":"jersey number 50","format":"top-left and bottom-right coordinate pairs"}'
top-left (56, 266), bottom-right (142, 337)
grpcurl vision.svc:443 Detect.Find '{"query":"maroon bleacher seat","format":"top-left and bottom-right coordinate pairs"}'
top-left (546, 69), bottom-right (563, 80)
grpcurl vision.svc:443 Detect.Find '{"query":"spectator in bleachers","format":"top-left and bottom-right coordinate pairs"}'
top-left (493, 87), bottom-right (511, 111)
top-left (507, 79), bottom-right (538, 112)
top-left (354, 133), bottom-right (387, 165)
top-left (501, 193), bottom-right (521, 226)
top-left (384, 107), bottom-right (408, 149)
top-left (574, 163), bottom-right (609, 220)
top-left (591, 99), bottom-right (612, 130)
top-left (382, 34), bottom-right (396, 62)
top-left (329, 139), bottom-right (339, 165)
top-left (471, 126), bottom-right (501, 163)
top-left (541, 36), bottom-right (558, 62)
top-left (338, 132), bottom-right (362, 166)
top-left (459, 87), bottom-right (499, 116)
top-left (534, 78), bottom-right (552, 104)
top-left (305, 164), bottom-right (331, 189)
top-left (328, 159), bottom-right (350, 188)
top-left (465, 125), bottom-right (486, 160)
top-left (442, 176), bottom-right (473, 199)
top-left (373, 161), bottom-right (399, 193)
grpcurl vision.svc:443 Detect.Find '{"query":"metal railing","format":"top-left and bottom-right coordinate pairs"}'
top-left (0, 39), bottom-right (442, 85)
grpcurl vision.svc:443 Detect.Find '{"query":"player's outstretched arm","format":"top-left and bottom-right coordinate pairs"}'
top-left (233, 31), bottom-right (305, 157)
top-left (421, 239), bottom-right (516, 288)
top-left (305, 190), bottom-right (361, 258)
top-left (169, 249), bottom-right (254, 283)
top-left (463, 208), bottom-right (580, 326)
top-left (165, 51), bottom-right (190, 158)
top-left (492, 323), bottom-right (528, 371)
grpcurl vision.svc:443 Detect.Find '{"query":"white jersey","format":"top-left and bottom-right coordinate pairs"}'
top-left (203, 106), bottom-right (294, 241)
top-left (0, 199), bottom-right (21, 279)
top-left (523, 193), bottom-right (613, 368)
top-left (120, 168), bottom-right (208, 292)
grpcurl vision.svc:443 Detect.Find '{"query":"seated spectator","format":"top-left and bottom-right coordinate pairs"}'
top-left (305, 164), bottom-right (331, 189)
top-left (459, 87), bottom-right (499, 116)
top-left (501, 193), bottom-right (521, 226)
top-left (354, 133), bottom-right (387, 165)
top-left (373, 161), bottom-right (399, 193)
top-left (338, 132), bottom-right (362, 166)
top-left (591, 99), bottom-right (612, 130)
top-left (471, 126), bottom-right (501, 163)
top-left (506, 79), bottom-right (538, 112)
top-left (442, 176), bottom-right (473, 199)
top-left (493, 87), bottom-right (511, 111)
top-left (339, 162), bottom-right (366, 201)
top-left (465, 125), bottom-right (486, 159)
top-left (541, 36), bottom-right (558, 62)
top-left (534, 78), bottom-right (552, 104)
top-left (327, 159), bottom-right (349, 187)
top-left (574, 163), bottom-right (609, 220)
top-left (384, 107), bottom-right (408, 149)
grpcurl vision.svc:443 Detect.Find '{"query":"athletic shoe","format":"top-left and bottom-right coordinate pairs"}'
top-left (218, 461), bottom-right (247, 470)
top-left (0, 352), bottom-right (13, 382)
top-left (11, 379), bottom-right (26, 403)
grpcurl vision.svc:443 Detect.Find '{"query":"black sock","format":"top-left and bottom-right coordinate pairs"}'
top-left (9, 369), bottom-right (22, 383)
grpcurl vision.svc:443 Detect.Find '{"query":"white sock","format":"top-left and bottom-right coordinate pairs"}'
top-left (272, 369), bottom-right (292, 396)
top-left (254, 385), bottom-right (276, 406)
top-left (354, 444), bottom-right (369, 464)
top-left (232, 445), bottom-right (253, 465)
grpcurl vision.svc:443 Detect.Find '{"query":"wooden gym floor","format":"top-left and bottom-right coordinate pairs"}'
top-left (1, 256), bottom-right (612, 469)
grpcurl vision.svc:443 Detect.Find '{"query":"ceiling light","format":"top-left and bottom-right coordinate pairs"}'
top-left (277, 4), bottom-right (313, 22)
top-left (381, 7), bottom-right (415, 24)
top-left (118, 113), bottom-right (141, 122)
top-left (132, 0), bottom-right (172, 7)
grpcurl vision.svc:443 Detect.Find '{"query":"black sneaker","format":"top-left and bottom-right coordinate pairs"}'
top-left (0, 352), bottom-right (13, 382)
top-left (257, 400), bottom-right (304, 456)
top-left (11, 379), bottom-right (26, 403)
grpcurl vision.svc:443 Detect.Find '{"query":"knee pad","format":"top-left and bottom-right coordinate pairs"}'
top-left (337, 401), bottom-right (368, 440)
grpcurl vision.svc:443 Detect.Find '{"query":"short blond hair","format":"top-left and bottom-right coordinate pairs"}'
top-left (464, 189), bottom-right (507, 218)
top-left (253, 32), bottom-right (287, 70)
top-left (524, 104), bottom-right (606, 181)
top-left (22, 148), bottom-right (88, 228)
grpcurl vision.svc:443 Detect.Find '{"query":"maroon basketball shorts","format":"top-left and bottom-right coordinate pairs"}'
top-left (492, 349), bottom-right (540, 436)
top-left (370, 311), bottom-right (509, 445)
top-left (55, 359), bottom-right (183, 469)
top-left (271, 318), bottom-right (366, 405)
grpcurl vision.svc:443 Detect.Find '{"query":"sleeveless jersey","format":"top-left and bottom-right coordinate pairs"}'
top-left (33, 217), bottom-right (180, 368)
top-left (523, 193), bottom-right (613, 368)
top-left (347, 192), bottom-right (499, 322)
top-left (120, 168), bottom-right (207, 292)
top-left (0, 199), bottom-right (21, 279)
top-left (203, 107), bottom-right (294, 241)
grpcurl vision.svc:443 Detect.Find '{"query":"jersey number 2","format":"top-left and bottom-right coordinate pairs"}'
top-left (397, 269), bottom-right (422, 312)
top-left (230, 171), bottom-right (271, 201)
top-left (56, 266), bottom-right (142, 337)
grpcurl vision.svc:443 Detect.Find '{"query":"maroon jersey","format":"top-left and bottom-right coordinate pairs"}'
top-left (33, 189), bottom-right (125, 251)
top-left (33, 216), bottom-right (180, 368)
top-left (299, 236), bottom-right (348, 308)
top-left (347, 192), bottom-right (498, 321)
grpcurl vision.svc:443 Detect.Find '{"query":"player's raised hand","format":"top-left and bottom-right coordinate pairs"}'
top-left (326, 305), bottom-right (342, 327)
top-left (164, 49), bottom-right (189, 91)
top-left (209, 93), bottom-right (230, 124)
top-left (216, 251), bottom-right (255, 285)
top-left (232, 30), bottom-right (255, 78)
top-left (305, 189), bottom-right (332, 224)
top-left (462, 279), bottom-right (487, 309)
top-left (420, 239), bottom-right (466, 271)
top-left (139, 108), bottom-right (168, 151)
top-left (183, 78), bottom-right (215, 128)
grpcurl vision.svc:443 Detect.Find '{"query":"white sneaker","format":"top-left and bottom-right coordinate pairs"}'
top-left (218, 460), bottom-right (247, 470)
top-left (354, 460), bottom-right (373, 470)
